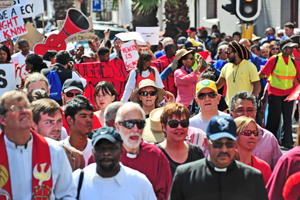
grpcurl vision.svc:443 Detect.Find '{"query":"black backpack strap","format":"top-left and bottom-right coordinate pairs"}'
top-left (76, 169), bottom-right (84, 200)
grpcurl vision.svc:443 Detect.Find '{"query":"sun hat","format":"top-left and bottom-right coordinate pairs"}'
top-left (142, 107), bottom-right (165, 143)
top-left (130, 79), bottom-right (166, 103)
top-left (175, 49), bottom-right (193, 60)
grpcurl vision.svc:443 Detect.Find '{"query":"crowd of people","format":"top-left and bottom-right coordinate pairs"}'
top-left (2, 20), bottom-right (300, 200)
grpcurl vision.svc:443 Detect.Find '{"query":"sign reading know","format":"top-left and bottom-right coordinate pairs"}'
top-left (57, 16), bottom-right (95, 43)
top-left (136, 27), bottom-right (160, 45)
top-left (120, 40), bottom-right (139, 71)
top-left (0, 5), bottom-right (27, 42)
top-left (0, 63), bottom-right (15, 96)
top-left (13, 0), bottom-right (44, 18)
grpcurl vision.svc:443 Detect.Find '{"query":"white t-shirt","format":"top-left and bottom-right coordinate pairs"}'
top-left (189, 111), bottom-right (229, 133)
top-left (73, 163), bottom-right (156, 200)
top-left (11, 51), bottom-right (34, 63)
top-left (121, 68), bottom-right (164, 102)
top-left (62, 136), bottom-right (92, 166)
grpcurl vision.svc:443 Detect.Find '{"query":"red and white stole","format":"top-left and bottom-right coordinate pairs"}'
top-left (0, 130), bottom-right (53, 200)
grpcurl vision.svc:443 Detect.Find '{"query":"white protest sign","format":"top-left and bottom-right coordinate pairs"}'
top-left (136, 27), bottom-right (159, 45)
top-left (120, 40), bottom-right (139, 71)
top-left (0, 63), bottom-right (15, 96)
top-left (116, 32), bottom-right (145, 43)
top-left (0, 5), bottom-right (27, 42)
top-left (15, 56), bottom-right (28, 86)
top-left (57, 16), bottom-right (95, 43)
top-left (0, 0), bottom-right (13, 11)
top-left (13, 0), bottom-right (44, 18)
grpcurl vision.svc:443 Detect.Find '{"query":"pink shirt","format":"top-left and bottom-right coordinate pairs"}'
top-left (174, 67), bottom-right (199, 107)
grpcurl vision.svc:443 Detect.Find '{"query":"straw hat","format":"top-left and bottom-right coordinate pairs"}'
top-left (142, 107), bottom-right (165, 143)
top-left (252, 34), bottom-right (262, 42)
top-left (175, 49), bottom-right (193, 60)
top-left (130, 79), bottom-right (166, 103)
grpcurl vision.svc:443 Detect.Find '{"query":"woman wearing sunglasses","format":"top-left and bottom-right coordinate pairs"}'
top-left (93, 81), bottom-right (118, 126)
top-left (131, 79), bottom-right (175, 118)
top-left (268, 41), bottom-right (280, 58)
top-left (234, 116), bottom-right (271, 185)
top-left (157, 103), bottom-right (204, 176)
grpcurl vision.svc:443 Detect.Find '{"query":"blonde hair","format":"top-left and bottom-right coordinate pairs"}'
top-left (234, 116), bottom-right (257, 135)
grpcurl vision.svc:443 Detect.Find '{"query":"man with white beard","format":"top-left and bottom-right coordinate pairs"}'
top-left (115, 102), bottom-right (172, 200)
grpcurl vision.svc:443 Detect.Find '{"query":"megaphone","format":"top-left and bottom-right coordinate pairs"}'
top-left (34, 8), bottom-right (90, 56)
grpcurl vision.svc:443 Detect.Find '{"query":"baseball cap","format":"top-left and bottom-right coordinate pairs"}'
top-left (92, 126), bottom-right (123, 147)
top-left (177, 36), bottom-right (187, 47)
top-left (186, 27), bottom-right (197, 33)
top-left (206, 115), bottom-right (237, 141)
top-left (82, 51), bottom-right (95, 58)
top-left (198, 26), bottom-right (205, 31)
top-left (113, 37), bottom-right (121, 43)
top-left (62, 79), bottom-right (84, 93)
top-left (211, 33), bottom-right (220, 38)
top-left (185, 38), bottom-right (203, 49)
top-left (280, 38), bottom-right (299, 50)
top-left (196, 80), bottom-right (217, 96)
top-left (267, 35), bottom-right (277, 42)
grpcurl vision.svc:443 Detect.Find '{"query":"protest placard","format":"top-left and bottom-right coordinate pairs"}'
top-left (74, 59), bottom-right (129, 108)
top-left (57, 16), bottom-right (94, 43)
top-left (0, 0), bottom-right (13, 10)
top-left (115, 32), bottom-right (145, 43)
top-left (0, 63), bottom-right (15, 96)
top-left (15, 56), bottom-right (28, 86)
top-left (136, 27), bottom-right (159, 45)
top-left (13, 0), bottom-right (44, 18)
top-left (14, 22), bottom-right (44, 52)
top-left (120, 40), bottom-right (139, 71)
top-left (0, 5), bottom-right (27, 42)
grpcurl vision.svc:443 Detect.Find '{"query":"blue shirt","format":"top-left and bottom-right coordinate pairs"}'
top-left (280, 35), bottom-right (288, 41)
top-left (249, 52), bottom-right (260, 72)
top-left (213, 59), bottom-right (227, 70)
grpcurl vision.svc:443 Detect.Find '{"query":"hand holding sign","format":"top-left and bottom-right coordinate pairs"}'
top-left (34, 8), bottom-right (90, 55)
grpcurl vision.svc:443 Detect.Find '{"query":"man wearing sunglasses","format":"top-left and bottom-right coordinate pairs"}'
top-left (115, 102), bottom-right (172, 200)
top-left (168, 115), bottom-right (268, 200)
top-left (190, 80), bottom-right (229, 132)
top-left (230, 91), bottom-right (282, 170)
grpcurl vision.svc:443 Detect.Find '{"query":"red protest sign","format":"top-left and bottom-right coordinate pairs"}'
top-left (74, 59), bottom-right (129, 108)
top-left (151, 55), bottom-right (177, 97)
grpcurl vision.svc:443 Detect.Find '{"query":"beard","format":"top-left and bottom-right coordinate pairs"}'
top-left (120, 131), bottom-right (142, 149)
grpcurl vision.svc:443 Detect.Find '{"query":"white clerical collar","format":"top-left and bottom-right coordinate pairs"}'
top-left (126, 153), bottom-right (137, 158)
top-left (4, 134), bottom-right (33, 150)
top-left (207, 155), bottom-right (227, 172)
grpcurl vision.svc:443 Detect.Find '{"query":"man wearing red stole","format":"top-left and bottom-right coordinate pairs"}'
top-left (0, 90), bottom-right (76, 200)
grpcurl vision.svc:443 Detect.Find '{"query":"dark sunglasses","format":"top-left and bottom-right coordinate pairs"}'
top-left (139, 91), bottom-right (157, 96)
top-left (277, 34), bottom-right (284, 37)
top-left (166, 119), bottom-right (189, 128)
top-left (65, 92), bottom-right (82, 97)
top-left (271, 48), bottom-right (279, 51)
top-left (241, 130), bottom-right (259, 137)
top-left (118, 119), bottom-right (146, 129)
top-left (226, 51), bottom-right (234, 55)
top-left (208, 139), bottom-right (236, 149)
top-left (198, 92), bottom-right (218, 100)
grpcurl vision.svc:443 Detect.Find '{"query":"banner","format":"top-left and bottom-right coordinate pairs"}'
top-left (0, 63), bottom-right (15, 96)
top-left (120, 40), bottom-right (139, 71)
top-left (74, 59), bottom-right (129, 108)
top-left (136, 27), bottom-right (159, 45)
top-left (13, 0), bottom-right (44, 18)
top-left (151, 56), bottom-right (177, 97)
top-left (57, 16), bottom-right (95, 43)
top-left (0, 5), bottom-right (27, 42)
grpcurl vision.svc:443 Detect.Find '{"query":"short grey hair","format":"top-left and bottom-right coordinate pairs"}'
top-left (229, 91), bottom-right (257, 111)
top-left (163, 37), bottom-right (173, 45)
top-left (115, 102), bottom-right (146, 122)
top-left (218, 44), bottom-right (228, 52)
top-left (104, 102), bottom-right (124, 126)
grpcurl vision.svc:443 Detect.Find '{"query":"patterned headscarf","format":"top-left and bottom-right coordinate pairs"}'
top-left (229, 41), bottom-right (251, 60)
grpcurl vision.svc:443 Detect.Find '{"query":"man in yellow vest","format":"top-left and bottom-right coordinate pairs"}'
top-left (259, 39), bottom-right (300, 149)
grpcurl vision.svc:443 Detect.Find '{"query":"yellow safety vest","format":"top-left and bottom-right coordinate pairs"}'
top-left (268, 53), bottom-right (296, 90)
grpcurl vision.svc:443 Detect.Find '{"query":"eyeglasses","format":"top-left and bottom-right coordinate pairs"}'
top-left (3, 104), bottom-right (32, 114)
top-left (271, 48), bottom-right (279, 51)
top-left (241, 130), bottom-right (259, 137)
top-left (277, 34), bottom-right (284, 37)
top-left (65, 92), bottom-right (82, 97)
top-left (208, 139), bottom-right (236, 149)
top-left (226, 51), bottom-right (234, 55)
top-left (232, 109), bottom-right (256, 115)
top-left (166, 119), bottom-right (189, 128)
top-left (118, 119), bottom-right (146, 129)
top-left (187, 57), bottom-right (195, 61)
top-left (198, 92), bottom-right (218, 100)
top-left (139, 91), bottom-right (157, 96)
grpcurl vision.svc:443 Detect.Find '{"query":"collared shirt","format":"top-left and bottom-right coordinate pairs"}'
top-left (72, 163), bottom-right (156, 200)
top-left (4, 134), bottom-right (76, 200)
top-left (182, 65), bottom-right (193, 74)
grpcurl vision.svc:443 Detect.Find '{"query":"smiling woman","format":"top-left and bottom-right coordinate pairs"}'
top-left (235, 116), bottom-right (271, 185)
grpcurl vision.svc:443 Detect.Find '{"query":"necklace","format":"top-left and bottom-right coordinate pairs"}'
top-left (233, 64), bottom-right (239, 83)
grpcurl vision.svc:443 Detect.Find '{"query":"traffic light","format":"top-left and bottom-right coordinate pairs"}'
top-left (222, 0), bottom-right (261, 23)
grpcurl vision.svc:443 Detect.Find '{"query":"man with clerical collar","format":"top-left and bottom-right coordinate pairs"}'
top-left (73, 126), bottom-right (156, 200)
top-left (168, 115), bottom-right (268, 200)
top-left (0, 90), bottom-right (76, 200)
top-left (115, 102), bottom-right (172, 200)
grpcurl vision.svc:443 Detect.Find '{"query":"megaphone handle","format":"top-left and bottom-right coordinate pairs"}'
top-left (49, 30), bottom-right (69, 47)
